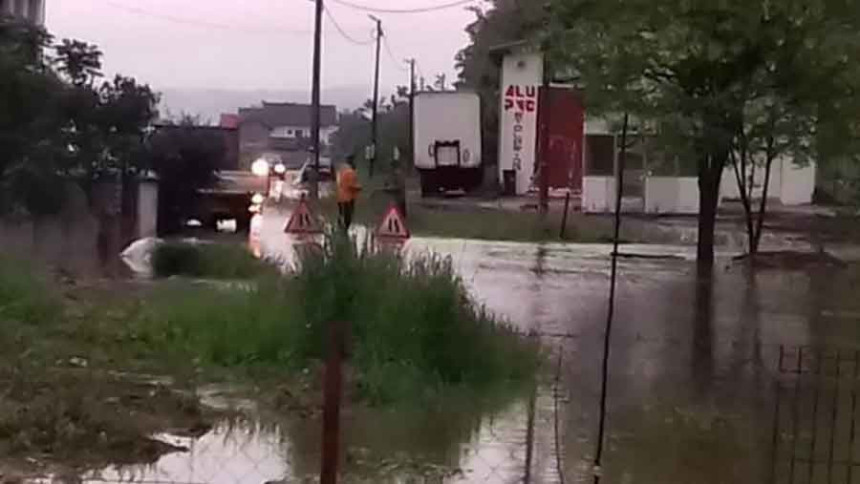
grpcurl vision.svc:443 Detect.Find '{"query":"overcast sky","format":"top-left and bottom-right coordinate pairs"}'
top-left (47, 0), bottom-right (482, 105)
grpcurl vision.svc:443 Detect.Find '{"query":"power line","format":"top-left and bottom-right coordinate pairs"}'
top-left (323, 6), bottom-right (375, 45)
top-left (382, 34), bottom-right (410, 73)
top-left (328, 0), bottom-right (477, 14)
top-left (105, 0), bottom-right (309, 35)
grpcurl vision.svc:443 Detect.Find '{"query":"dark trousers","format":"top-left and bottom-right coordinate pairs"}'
top-left (338, 201), bottom-right (354, 230)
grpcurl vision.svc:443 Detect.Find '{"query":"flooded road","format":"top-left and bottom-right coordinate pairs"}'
top-left (91, 207), bottom-right (860, 483)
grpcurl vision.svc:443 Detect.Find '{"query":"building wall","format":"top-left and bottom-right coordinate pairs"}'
top-left (645, 177), bottom-right (699, 214)
top-left (582, 176), bottom-right (616, 213)
top-left (137, 181), bottom-right (158, 239)
top-left (498, 51), bottom-right (543, 195)
top-left (780, 160), bottom-right (816, 205)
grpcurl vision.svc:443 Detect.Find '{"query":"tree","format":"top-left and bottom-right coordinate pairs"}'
top-left (549, 0), bottom-right (860, 267)
top-left (333, 88), bottom-right (410, 176)
top-left (455, 1), bottom-right (545, 170)
top-left (0, 16), bottom-right (66, 215)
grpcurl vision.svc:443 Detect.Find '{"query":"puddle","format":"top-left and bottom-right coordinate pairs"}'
top-left (94, 207), bottom-right (860, 483)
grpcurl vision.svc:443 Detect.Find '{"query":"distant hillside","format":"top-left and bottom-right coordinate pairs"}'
top-left (157, 86), bottom-right (369, 124)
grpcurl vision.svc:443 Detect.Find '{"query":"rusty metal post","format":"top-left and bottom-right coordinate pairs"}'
top-left (321, 321), bottom-right (347, 484)
top-left (523, 379), bottom-right (537, 484)
top-left (560, 191), bottom-right (571, 239)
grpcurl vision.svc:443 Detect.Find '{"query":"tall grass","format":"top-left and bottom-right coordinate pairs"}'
top-left (0, 257), bottom-right (58, 326)
top-left (132, 234), bottom-right (540, 404)
top-left (152, 242), bottom-right (277, 279)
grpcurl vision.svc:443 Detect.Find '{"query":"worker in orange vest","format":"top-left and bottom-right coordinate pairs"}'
top-left (336, 155), bottom-right (362, 230)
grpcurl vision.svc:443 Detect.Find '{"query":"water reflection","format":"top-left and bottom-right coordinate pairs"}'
top-left (77, 208), bottom-right (860, 483)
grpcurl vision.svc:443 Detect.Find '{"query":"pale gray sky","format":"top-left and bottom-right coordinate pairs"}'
top-left (47, 0), bottom-right (483, 111)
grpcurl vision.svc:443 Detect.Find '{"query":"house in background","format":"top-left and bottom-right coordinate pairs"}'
top-left (0, 0), bottom-right (45, 24)
top-left (224, 102), bottom-right (338, 171)
top-left (494, 47), bottom-right (816, 214)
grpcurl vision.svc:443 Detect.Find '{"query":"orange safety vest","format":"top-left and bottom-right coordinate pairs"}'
top-left (337, 167), bottom-right (361, 203)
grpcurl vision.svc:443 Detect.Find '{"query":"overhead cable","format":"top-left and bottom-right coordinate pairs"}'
top-left (105, 0), bottom-right (309, 35)
top-left (324, 6), bottom-right (376, 45)
top-left (328, 0), bottom-right (477, 15)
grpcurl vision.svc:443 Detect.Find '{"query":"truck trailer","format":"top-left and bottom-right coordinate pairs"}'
top-left (413, 91), bottom-right (482, 196)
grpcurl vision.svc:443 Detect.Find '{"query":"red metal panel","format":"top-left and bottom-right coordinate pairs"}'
top-left (538, 87), bottom-right (585, 191)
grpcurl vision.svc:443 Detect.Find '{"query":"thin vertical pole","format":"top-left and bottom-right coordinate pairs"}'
top-left (593, 113), bottom-right (629, 484)
top-left (770, 382), bottom-right (782, 484)
top-left (846, 350), bottom-right (859, 484)
top-left (827, 351), bottom-right (841, 483)
top-left (369, 16), bottom-right (382, 178)
top-left (560, 191), bottom-right (571, 239)
top-left (789, 347), bottom-right (803, 483)
top-left (524, 380), bottom-right (537, 484)
top-left (538, 61), bottom-right (551, 216)
top-left (809, 348), bottom-right (822, 484)
top-left (309, 0), bottom-right (323, 202)
top-left (320, 321), bottom-right (346, 484)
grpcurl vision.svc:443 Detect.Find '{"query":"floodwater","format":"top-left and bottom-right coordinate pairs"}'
top-left (89, 206), bottom-right (860, 483)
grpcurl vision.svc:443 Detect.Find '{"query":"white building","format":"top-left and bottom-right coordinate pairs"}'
top-left (495, 49), bottom-right (816, 214)
top-left (1, 0), bottom-right (45, 25)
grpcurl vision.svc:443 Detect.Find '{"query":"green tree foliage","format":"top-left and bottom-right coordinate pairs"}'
top-left (549, 0), bottom-right (860, 264)
top-left (146, 116), bottom-right (223, 235)
top-left (455, 1), bottom-right (545, 168)
top-left (0, 17), bottom-right (66, 215)
top-left (333, 88), bottom-right (410, 176)
top-left (0, 16), bottom-right (159, 216)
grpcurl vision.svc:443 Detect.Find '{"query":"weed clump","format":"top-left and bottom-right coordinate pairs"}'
top-left (134, 234), bottom-right (540, 404)
top-left (152, 242), bottom-right (275, 279)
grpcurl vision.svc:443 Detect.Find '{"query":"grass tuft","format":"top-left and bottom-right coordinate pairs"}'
top-left (152, 242), bottom-right (276, 279)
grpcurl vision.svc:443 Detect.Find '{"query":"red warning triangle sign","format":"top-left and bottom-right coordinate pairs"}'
top-left (376, 205), bottom-right (410, 240)
top-left (284, 198), bottom-right (323, 234)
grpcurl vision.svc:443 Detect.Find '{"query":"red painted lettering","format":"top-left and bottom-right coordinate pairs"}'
top-left (525, 86), bottom-right (537, 98)
top-left (505, 85), bottom-right (516, 97)
top-left (504, 99), bottom-right (514, 111)
top-left (526, 100), bottom-right (536, 112)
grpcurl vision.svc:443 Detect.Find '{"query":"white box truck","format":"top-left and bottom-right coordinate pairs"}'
top-left (413, 91), bottom-right (482, 196)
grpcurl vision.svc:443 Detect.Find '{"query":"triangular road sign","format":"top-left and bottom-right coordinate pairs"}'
top-left (284, 198), bottom-right (323, 234)
top-left (376, 205), bottom-right (410, 240)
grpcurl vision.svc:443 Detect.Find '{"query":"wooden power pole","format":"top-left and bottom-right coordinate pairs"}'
top-left (309, 0), bottom-right (323, 201)
top-left (369, 15), bottom-right (382, 178)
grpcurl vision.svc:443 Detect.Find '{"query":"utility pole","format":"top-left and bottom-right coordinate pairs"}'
top-left (309, 0), bottom-right (324, 201)
top-left (408, 58), bottom-right (416, 170)
top-left (369, 15), bottom-right (382, 178)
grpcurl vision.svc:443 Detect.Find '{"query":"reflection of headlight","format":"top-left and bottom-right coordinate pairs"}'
top-left (274, 163), bottom-right (286, 175)
top-left (251, 193), bottom-right (265, 205)
top-left (249, 204), bottom-right (261, 214)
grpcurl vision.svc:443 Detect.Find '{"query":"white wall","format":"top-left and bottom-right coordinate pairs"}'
top-left (498, 51), bottom-right (543, 195)
top-left (645, 177), bottom-right (699, 214)
top-left (582, 177), bottom-right (615, 213)
top-left (137, 181), bottom-right (158, 239)
top-left (719, 158), bottom-right (815, 206)
top-left (781, 161), bottom-right (816, 205)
